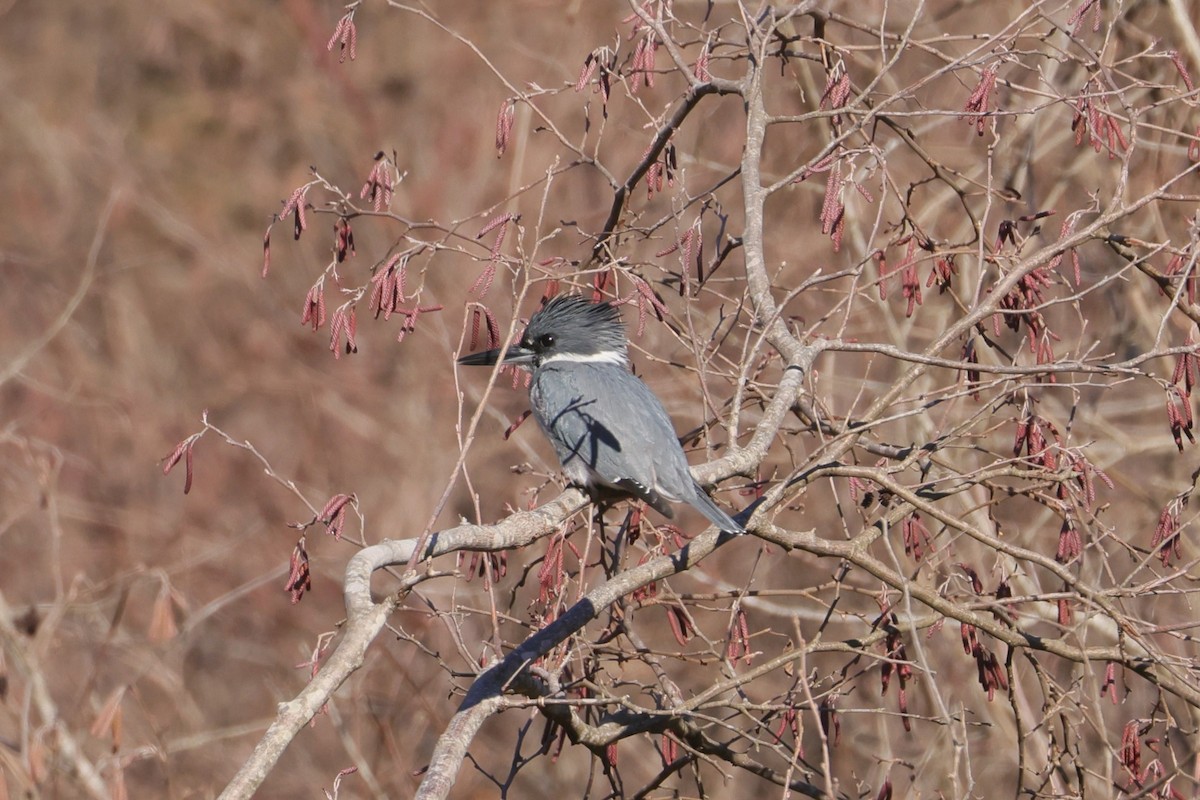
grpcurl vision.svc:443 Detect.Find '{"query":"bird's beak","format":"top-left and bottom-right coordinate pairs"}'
top-left (457, 343), bottom-right (536, 367)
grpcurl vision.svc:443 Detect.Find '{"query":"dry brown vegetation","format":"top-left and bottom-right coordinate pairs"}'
top-left (4, 1), bottom-right (1200, 798)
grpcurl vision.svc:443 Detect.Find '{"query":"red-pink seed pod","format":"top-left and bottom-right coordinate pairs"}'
top-left (1168, 49), bottom-right (1196, 92)
top-left (665, 604), bottom-right (693, 645)
top-left (483, 306), bottom-right (500, 349)
top-left (575, 52), bottom-right (598, 93)
top-left (477, 212), bottom-right (514, 239)
top-left (261, 228), bottom-right (271, 278)
top-left (326, 16), bottom-right (345, 52)
top-left (1101, 662), bottom-right (1118, 704)
top-left (162, 438), bottom-right (189, 476)
top-left (469, 307), bottom-right (481, 351)
top-left (320, 493), bottom-right (354, 521)
top-left (495, 99), bottom-right (515, 157)
top-left (345, 306), bottom-right (358, 354)
top-left (469, 263), bottom-right (497, 297)
top-left (285, 537), bottom-right (311, 604)
top-left (693, 42), bottom-right (710, 82)
top-left (183, 443), bottom-right (194, 495)
top-left (329, 308), bottom-right (346, 358)
top-left (1057, 596), bottom-right (1072, 626)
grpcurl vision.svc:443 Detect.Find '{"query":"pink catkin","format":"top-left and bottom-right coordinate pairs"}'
top-left (280, 186), bottom-right (309, 240)
top-left (1170, 50), bottom-right (1196, 92)
top-left (961, 65), bottom-right (998, 136)
top-left (261, 229), bottom-right (271, 278)
top-left (575, 52), bottom-right (599, 92)
top-left (360, 159), bottom-right (394, 211)
top-left (328, 309), bottom-right (346, 358)
top-left (694, 42), bottom-right (710, 81)
top-left (819, 160), bottom-right (845, 251)
top-left (1067, 0), bottom-right (1101, 35)
top-left (327, 14), bottom-right (357, 63)
top-left (495, 99), bottom-right (515, 157)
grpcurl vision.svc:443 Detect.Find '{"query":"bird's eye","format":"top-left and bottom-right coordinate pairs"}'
top-left (538, 333), bottom-right (555, 348)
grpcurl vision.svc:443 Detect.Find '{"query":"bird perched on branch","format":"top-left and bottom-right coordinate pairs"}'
top-left (458, 294), bottom-right (745, 534)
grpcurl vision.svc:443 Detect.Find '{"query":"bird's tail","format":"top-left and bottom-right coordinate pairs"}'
top-left (688, 483), bottom-right (746, 534)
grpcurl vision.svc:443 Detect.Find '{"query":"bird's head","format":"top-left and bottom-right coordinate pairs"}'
top-left (458, 294), bottom-right (629, 369)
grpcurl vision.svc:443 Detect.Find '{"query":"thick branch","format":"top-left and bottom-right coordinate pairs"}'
top-left (414, 525), bottom-right (736, 799)
top-left (218, 492), bottom-right (586, 799)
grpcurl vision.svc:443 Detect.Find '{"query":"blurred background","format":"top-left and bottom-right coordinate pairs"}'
top-left (4, 0), bottom-right (1200, 797)
top-left (0, 1), bottom-right (655, 796)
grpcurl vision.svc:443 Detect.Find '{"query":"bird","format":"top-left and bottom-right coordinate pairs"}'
top-left (458, 293), bottom-right (745, 534)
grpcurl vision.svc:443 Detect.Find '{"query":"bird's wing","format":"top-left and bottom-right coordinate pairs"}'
top-left (685, 481), bottom-right (745, 533)
top-left (612, 477), bottom-right (674, 518)
top-left (530, 363), bottom-right (694, 504)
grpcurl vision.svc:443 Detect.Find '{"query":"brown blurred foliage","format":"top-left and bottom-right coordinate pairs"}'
top-left (0, 1), bottom-right (635, 796)
top-left (4, 0), bottom-right (1200, 798)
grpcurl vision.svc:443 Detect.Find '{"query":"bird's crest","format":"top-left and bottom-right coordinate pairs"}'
top-left (520, 294), bottom-right (629, 365)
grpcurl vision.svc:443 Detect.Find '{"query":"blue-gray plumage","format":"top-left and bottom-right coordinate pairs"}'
top-left (458, 294), bottom-right (745, 534)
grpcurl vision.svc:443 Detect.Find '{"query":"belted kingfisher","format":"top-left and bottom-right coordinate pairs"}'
top-left (458, 294), bottom-right (745, 534)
